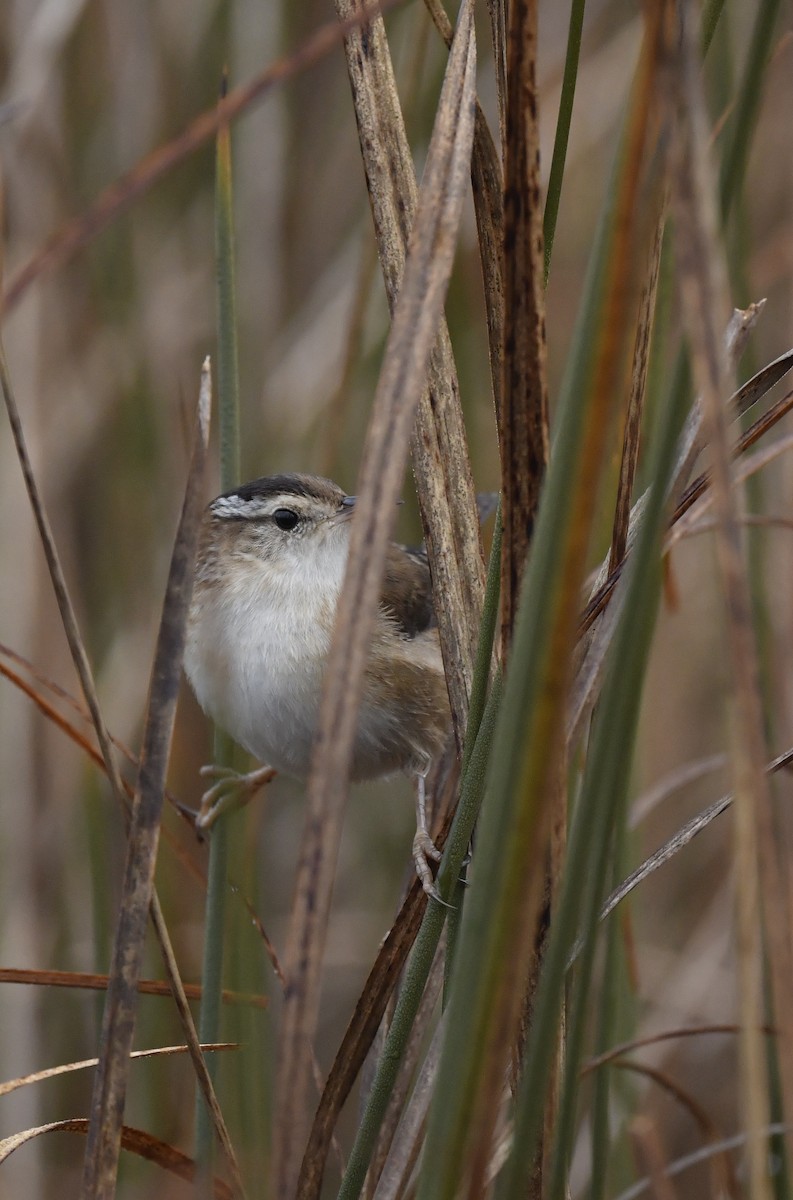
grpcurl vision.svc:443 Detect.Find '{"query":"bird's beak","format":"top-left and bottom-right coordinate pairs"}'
top-left (331, 495), bottom-right (356, 524)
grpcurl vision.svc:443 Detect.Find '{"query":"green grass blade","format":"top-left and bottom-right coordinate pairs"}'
top-left (195, 80), bottom-right (243, 1185)
top-left (445, 506), bottom-right (503, 997)
top-left (543, 0), bottom-right (586, 285)
top-left (718, 0), bottom-right (784, 223)
top-left (507, 255), bottom-right (693, 1200)
top-left (416, 13), bottom-right (666, 1195)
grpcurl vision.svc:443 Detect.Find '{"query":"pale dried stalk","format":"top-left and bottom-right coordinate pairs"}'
top-left (337, 0), bottom-right (485, 740)
top-left (672, 10), bottom-right (785, 1198)
top-left (272, 10), bottom-right (477, 1196)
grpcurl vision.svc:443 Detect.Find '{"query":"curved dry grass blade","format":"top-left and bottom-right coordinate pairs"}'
top-left (672, 376), bottom-right (793, 525)
top-left (618, 1121), bottom-right (793, 1200)
top-left (616, 1060), bottom-right (739, 1200)
top-left (583, 1024), bottom-right (774, 1074)
top-left (670, 420), bottom-right (793, 547)
top-left (0, 1119), bottom-right (233, 1199)
top-left (578, 304), bottom-right (765, 643)
top-left (0, 0), bottom-right (407, 320)
top-left (274, 10), bottom-right (478, 1196)
top-left (0, 1044), bottom-right (236, 1099)
top-left (730, 344), bottom-right (793, 419)
top-left (584, 745), bottom-right (793, 953)
top-left (0, 342), bottom-right (130, 827)
top-left (80, 363), bottom-right (226, 1198)
top-left (499, 0), bottom-right (548, 651)
top-left (338, 0), bottom-right (485, 739)
top-left (629, 753), bottom-right (727, 828)
top-left (580, 304), bottom-right (767, 628)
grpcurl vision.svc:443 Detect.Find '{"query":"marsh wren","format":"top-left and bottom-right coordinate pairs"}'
top-left (184, 473), bottom-right (451, 893)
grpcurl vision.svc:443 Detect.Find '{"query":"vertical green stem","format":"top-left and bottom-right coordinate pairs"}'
top-left (444, 505), bottom-right (501, 1000)
top-left (195, 78), bottom-right (242, 1185)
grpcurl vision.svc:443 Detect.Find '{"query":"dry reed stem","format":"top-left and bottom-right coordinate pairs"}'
top-left (671, 11), bottom-right (784, 1198)
top-left (80, 364), bottom-right (243, 1198)
top-left (337, 0), bottom-right (485, 740)
top-left (499, 0), bottom-right (548, 652)
top-left (424, 0), bottom-right (506, 571)
top-left (273, 10), bottom-right (477, 1195)
top-left (296, 751), bottom-right (458, 1198)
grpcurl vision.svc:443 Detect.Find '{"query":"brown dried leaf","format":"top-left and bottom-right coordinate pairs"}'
top-left (499, 0), bottom-right (548, 651)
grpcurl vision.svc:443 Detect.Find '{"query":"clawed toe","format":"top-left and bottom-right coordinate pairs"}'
top-left (412, 828), bottom-right (450, 902)
top-left (195, 764), bottom-right (276, 833)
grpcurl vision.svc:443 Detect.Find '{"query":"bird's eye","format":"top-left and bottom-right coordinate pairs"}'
top-left (273, 508), bottom-right (299, 531)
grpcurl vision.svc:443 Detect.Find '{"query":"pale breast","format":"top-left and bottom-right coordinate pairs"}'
top-left (185, 554), bottom-right (450, 782)
top-left (185, 563), bottom-right (334, 778)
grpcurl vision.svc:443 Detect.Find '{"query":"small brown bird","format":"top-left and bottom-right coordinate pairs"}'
top-left (184, 472), bottom-right (450, 892)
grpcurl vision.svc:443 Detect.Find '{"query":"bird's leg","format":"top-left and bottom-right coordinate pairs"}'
top-left (412, 762), bottom-right (443, 897)
top-left (195, 763), bottom-right (277, 833)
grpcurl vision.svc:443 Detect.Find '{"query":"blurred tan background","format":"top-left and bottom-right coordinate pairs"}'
top-left (0, 2), bottom-right (792, 1196)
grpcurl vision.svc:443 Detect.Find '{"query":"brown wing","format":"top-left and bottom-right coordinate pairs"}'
top-left (380, 543), bottom-right (436, 638)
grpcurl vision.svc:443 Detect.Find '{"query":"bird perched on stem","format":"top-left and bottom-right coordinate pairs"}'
top-left (184, 472), bottom-right (451, 893)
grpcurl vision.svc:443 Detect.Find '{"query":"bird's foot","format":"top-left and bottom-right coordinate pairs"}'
top-left (194, 764), bottom-right (276, 835)
top-left (413, 766), bottom-right (454, 905)
top-left (413, 827), bottom-right (444, 898)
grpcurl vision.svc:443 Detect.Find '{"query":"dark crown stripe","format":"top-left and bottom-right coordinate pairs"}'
top-left (221, 474), bottom-right (320, 504)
